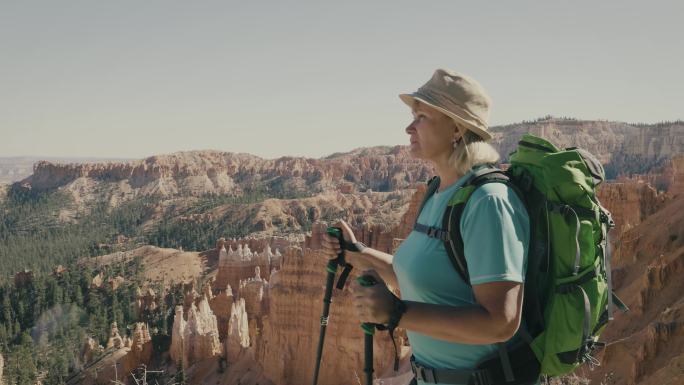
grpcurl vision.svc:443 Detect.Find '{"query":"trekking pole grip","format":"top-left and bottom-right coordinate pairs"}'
top-left (326, 226), bottom-right (345, 260)
top-left (327, 226), bottom-right (354, 289)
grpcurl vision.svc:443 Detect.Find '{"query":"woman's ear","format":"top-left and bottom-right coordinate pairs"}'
top-left (453, 124), bottom-right (465, 143)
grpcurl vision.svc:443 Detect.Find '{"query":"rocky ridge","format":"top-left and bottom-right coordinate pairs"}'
top-left (197, 172), bottom-right (682, 385)
top-left (490, 119), bottom-right (684, 169)
top-left (13, 120), bottom-right (684, 209)
top-left (579, 192), bottom-right (684, 385)
top-left (19, 147), bottom-right (431, 201)
top-left (8, 121), bottom-right (683, 384)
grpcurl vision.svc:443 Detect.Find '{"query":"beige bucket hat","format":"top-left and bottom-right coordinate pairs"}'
top-left (399, 68), bottom-right (493, 141)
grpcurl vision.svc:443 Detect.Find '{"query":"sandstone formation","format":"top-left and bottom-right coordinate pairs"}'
top-left (0, 156), bottom-right (128, 184)
top-left (641, 154), bottom-right (684, 194)
top-left (209, 284), bottom-right (234, 340)
top-left (91, 272), bottom-right (104, 288)
top-left (575, 193), bottom-right (684, 385)
top-left (170, 296), bottom-right (223, 368)
top-left (121, 323), bottom-right (153, 376)
top-left (106, 322), bottom-right (125, 350)
top-left (85, 246), bottom-right (205, 288)
top-left (7, 121), bottom-right (678, 385)
top-left (108, 275), bottom-right (125, 290)
top-left (489, 118), bottom-right (684, 177)
top-left (209, 174), bottom-right (684, 385)
top-left (214, 241), bottom-right (281, 292)
top-left (194, 183), bottom-right (426, 385)
top-left (597, 180), bottom-right (666, 235)
top-left (256, 245), bottom-right (399, 385)
top-left (78, 323), bottom-right (152, 385)
top-left (15, 120), bottom-right (677, 214)
top-left (81, 336), bottom-right (102, 364)
top-left (136, 287), bottom-right (158, 315)
top-left (173, 189), bottom-right (416, 240)
top-left (17, 146), bottom-right (431, 200)
top-left (226, 297), bottom-right (251, 362)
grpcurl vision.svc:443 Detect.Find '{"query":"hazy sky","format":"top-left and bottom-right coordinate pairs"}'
top-left (1, 1), bottom-right (682, 160)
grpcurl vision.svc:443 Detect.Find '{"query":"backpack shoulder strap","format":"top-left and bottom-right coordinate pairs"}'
top-left (416, 176), bottom-right (440, 220)
top-left (442, 167), bottom-right (513, 287)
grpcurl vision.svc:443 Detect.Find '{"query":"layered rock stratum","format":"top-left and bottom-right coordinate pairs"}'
top-left (6, 120), bottom-right (684, 385)
top-left (13, 120), bottom-right (684, 205)
top-left (163, 168), bottom-right (683, 385)
top-left (170, 298), bottom-right (222, 368)
top-left (489, 118), bottom-right (684, 172)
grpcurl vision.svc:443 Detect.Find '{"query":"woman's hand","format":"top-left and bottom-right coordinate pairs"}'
top-left (351, 269), bottom-right (397, 325)
top-left (320, 219), bottom-right (358, 260)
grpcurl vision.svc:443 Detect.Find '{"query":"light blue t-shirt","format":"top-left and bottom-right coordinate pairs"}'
top-left (393, 166), bottom-right (530, 385)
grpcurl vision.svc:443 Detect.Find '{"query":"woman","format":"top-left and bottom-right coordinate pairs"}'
top-left (321, 69), bottom-right (532, 385)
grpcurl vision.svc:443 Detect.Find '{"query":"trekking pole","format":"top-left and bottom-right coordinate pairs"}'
top-left (312, 227), bottom-right (354, 385)
top-left (357, 274), bottom-right (379, 385)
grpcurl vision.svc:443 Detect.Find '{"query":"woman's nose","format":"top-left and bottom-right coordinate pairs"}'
top-left (405, 120), bottom-right (416, 134)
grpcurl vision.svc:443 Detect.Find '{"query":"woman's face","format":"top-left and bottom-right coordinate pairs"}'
top-left (405, 102), bottom-right (462, 162)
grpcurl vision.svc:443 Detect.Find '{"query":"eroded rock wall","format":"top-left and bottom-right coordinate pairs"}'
top-left (170, 296), bottom-right (222, 368)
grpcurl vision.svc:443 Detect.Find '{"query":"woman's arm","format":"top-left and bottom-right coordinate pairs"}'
top-left (399, 280), bottom-right (524, 344)
top-left (347, 247), bottom-right (398, 289)
top-left (352, 277), bottom-right (524, 344)
top-left (320, 220), bottom-right (399, 288)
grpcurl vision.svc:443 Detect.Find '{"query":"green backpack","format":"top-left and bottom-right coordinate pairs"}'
top-left (414, 133), bottom-right (628, 383)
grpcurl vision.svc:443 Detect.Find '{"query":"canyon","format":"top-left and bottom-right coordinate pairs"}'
top-left (3, 121), bottom-right (684, 385)
top-left (75, 153), bottom-right (683, 384)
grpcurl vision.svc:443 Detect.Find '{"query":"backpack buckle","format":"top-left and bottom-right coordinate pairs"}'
top-left (599, 210), bottom-right (615, 228)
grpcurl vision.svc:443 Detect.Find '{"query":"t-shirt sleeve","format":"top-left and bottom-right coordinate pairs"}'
top-left (460, 186), bottom-right (529, 285)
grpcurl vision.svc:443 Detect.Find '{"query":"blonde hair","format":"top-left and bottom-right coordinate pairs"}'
top-left (449, 129), bottom-right (500, 175)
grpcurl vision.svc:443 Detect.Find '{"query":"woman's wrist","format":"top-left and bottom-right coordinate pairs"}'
top-left (352, 241), bottom-right (367, 253)
top-left (387, 296), bottom-right (408, 330)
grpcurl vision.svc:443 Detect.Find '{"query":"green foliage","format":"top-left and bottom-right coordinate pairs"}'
top-left (147, 216), bottom-right (249, 251)
top-left (0, 180), bottom-right (315, 382)
top-left (174, 358), bottom-right (188, 385)
top-left (0, 189), bottom-right (157, 281)
top-left (0, 257), bottom-right (179, 384)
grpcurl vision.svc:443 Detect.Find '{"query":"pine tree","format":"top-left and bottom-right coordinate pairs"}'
top-left (175, 358), bottom-right (188, 385)
top-left (12, 331), bottom-right (37, 385)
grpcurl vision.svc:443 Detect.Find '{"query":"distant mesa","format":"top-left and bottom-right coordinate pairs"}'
top-left (4, 119), bottom-right (682, 201)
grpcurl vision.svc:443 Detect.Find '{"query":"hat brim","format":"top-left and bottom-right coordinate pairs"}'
top-left (399, 93), bottom-right (492, 141)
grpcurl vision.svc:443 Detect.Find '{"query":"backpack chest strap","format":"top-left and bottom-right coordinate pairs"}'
top-left (413, 222), bottom-right (451, 241)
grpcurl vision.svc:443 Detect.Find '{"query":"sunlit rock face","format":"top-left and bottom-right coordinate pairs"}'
top-left (489, 119), bottom-right (684, 172)
top-left (214, 240), bottom-right (282, 294)
top-left (106, 322), bottom-right (124, 350)
top-left (579, 192), bottom-right (684, 385)
top-left (225, 297), bottom-right (251, 362)
top-left (597, 180), bottom-right (665, 235)
top-left (122, 323), bottom-right (152, 376)
top-left (16, 147), bottom-right (432, 202)
top-left (170, 296), bottom-right (222, 368)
